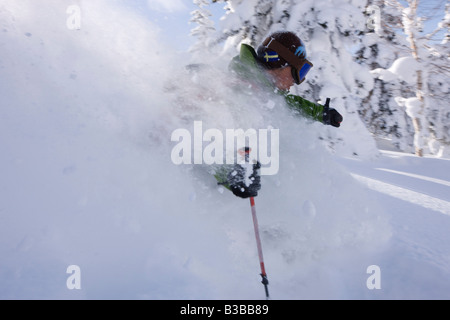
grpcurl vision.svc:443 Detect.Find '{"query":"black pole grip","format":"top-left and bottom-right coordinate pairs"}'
top-left (261, 274), bottom-right (270, 299)
top-left (324, 98), bottom-right (330, 109)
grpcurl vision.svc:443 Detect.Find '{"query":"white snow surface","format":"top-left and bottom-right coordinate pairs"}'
top-left (1, 1), bottom-right (450, 300)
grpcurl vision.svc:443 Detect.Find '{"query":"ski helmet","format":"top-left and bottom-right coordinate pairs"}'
top-left (256, 31), bottom-right (313, 84)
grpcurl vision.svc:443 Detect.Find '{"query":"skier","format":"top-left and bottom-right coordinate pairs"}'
top-left (215, 31), bottom-right (343, 199)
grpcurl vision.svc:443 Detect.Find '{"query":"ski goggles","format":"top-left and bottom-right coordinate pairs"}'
top-left (263, 38), bottom-right (313, 85)
top-left (291, 61), bottom-right (313, 85)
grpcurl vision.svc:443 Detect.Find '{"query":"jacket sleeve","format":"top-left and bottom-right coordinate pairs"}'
top-left (284, 94), bottom-right (324, 123)
top-left (213, 165), bottom-right (232, 191)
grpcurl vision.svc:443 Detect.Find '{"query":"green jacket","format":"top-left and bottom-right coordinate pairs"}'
top-left (229, 44), bottom-right (324, 123)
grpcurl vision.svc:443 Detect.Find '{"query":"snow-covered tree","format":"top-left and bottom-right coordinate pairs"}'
top-left (211, 0), bottom-right (291, 51)
top-left (356, 0), bottom-right (414, 151)
top-left (369, 0), bottom-right (449, 156)
top-left (189, 0), bottom-right (217, 60)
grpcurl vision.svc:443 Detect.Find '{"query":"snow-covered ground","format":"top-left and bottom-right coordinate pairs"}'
top-left (1, 1), bottom-right (450, 300)
top-left (335, 148), bottom-right (450, 299)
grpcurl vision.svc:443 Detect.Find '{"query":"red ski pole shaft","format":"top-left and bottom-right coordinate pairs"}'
top-left (240, 147), bottom-right (269, 298)
top-left (250, 196), bottom-right (269, 299)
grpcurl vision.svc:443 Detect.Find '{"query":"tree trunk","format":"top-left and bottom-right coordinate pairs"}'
top-left (407, 0), bottom-right (424, 157)
top-left (413, 69), bottom-right (424, 157)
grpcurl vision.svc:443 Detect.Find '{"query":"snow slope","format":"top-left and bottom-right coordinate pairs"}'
top-left (335, 149), bottom-right (450, 299)
top-left (1, 1), bottom-right (450, 300)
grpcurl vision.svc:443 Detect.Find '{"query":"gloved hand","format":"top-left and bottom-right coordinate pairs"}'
top-left (323, 108), bottom-right (343, 127)
top-left (322, 98), bottom-right (343, 128)
top-left (227, 162), bottom-right (261, 198)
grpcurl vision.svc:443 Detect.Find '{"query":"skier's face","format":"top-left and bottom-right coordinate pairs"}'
top-left (268, 66), bottom-right (295, 91)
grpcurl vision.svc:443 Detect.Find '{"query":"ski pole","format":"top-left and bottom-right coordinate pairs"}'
top-left (249, 196), bottom-right (270, 299)
top-left (239, 146), bottom-right (270, 299)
